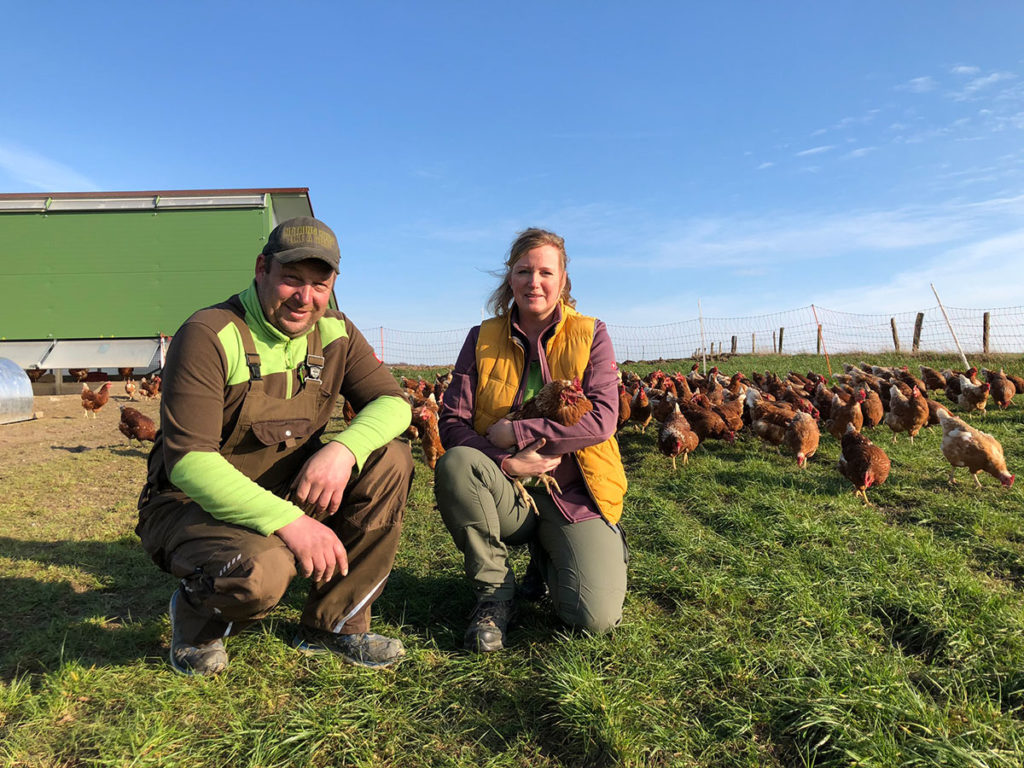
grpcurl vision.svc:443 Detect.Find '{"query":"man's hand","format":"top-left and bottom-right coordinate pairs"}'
top-left (291, 441), bottom-right (357, 517)
top-left (486, 418), bottom-right (517, 450)
top-left (275, 514), bottom-right (349, 583)
top-left (501, 437), bottom-right (561, 477)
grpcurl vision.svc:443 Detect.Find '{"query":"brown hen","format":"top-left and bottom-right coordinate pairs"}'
top-left (784, 412), bottom-right (820, 468)
top-left (118, 406), bottom-right (157, 446)
top-left (81, 382), bottom-right (113, 418)
top-left (936, 408), bottom-right (1014, 488)
top-left (507, 378), bottom-right (594, 512)
top-left (657, 404), bottom-right (699, 470)
top-left (838, 424), bottom-right (890, 505)
top-left (884, 385), bottom-right (929, 443)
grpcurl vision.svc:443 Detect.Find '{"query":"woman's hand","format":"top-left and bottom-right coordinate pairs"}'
top-left (502, 437), bottom-right (561, 477)
top-left (485, 418), bottom-right (517, 450)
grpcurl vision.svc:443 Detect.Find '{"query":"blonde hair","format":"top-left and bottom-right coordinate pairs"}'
top-left (486, 228), bottom-right (576, 317)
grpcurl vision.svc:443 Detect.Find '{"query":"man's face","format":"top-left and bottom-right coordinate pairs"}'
top-left (254, 254), bottom-right (336, 338)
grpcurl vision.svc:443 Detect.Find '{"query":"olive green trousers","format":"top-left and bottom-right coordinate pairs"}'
top-left (434, 445), bottom-right (627, 634)
top-left (137, 440), bottom-right (413, 644)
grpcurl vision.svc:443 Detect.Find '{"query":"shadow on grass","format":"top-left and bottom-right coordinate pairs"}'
top-left (0, 535), bottom-right (168, 678)
top-left (0, 537), bottom-right (507, 679)
top-left (871, 602), bottom-right (947, 663)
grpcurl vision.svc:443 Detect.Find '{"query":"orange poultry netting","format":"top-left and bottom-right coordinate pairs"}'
top-left (366, 305), bottom-right (1024, 366)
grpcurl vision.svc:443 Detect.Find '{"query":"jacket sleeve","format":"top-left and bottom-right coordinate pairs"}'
top-left (510, 319), bottom-right (619, 455)
top-left (438, 326), bottom-right (513, 467)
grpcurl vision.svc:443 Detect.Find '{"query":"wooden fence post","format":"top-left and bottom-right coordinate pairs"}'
top-left (983, 312), bottom-right (990, 354)
top-left (912, 312), bottom-right (924, 353)
top-left (890, 318), bottom-right (900, 352)
top-left (816, 324), bottom-right (822, 355)
top-left (772, 330), bottom-right (777, 353)
top-left (731, 335), bottom-right (737, 354)
top-left (778, 327), bottom-right (784, 354)
top-left (752, 333), bottom-right (756, 354)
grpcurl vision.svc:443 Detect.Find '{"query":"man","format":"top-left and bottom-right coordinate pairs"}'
top-left (136, 216), bottom-right (413, 675)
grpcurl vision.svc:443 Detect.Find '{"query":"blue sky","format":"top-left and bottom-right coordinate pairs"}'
top-left (3, 3), bottom-right (1024, 332)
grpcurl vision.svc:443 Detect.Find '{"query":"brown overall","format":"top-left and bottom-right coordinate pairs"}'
top-left (136, 316), bottom-right (412, 645)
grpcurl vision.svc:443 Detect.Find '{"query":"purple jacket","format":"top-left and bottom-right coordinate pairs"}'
top-left (438, 305), bottom-right (620, 523)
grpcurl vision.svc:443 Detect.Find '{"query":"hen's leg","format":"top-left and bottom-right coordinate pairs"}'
top-left (511, 478), bottom-right (539, 516)
top-left (972, 472), bottom-right (983, 488)
top-left (537, 473), bottom-right (562, 497)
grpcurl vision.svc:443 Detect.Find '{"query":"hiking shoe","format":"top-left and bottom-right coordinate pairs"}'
top-left (518, 559), bottom-right (549, 602)
top-left (292, 627), bottom-right (406, 668)
top-left (464, 599), bottom-right (515, 653)
top-left (168, 590), bottom-right (227, 676)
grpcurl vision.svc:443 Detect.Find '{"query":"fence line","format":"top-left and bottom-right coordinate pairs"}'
top-left (367, 305), bottom-right (1024, 367)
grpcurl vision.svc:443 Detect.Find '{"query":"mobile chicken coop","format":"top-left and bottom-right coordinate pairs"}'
top-left (0, 188), bottom-right (322, 395)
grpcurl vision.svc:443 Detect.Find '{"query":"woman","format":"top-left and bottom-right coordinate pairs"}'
top-left (435, 228), bottom-right (628, 652)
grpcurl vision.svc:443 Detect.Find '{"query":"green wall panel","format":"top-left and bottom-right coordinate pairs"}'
top-left (1, 208), bottom-right (271, 339)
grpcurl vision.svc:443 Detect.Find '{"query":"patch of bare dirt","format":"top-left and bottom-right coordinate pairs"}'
top-left (0, 393), bottom-right (161, 469)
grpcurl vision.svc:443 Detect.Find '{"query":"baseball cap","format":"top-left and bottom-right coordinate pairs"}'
top-left (263, 216), bottom-right (340, 272)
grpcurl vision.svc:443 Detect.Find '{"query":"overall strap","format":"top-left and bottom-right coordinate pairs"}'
top-left (303, 323), bottom-right (325, 389)
top-left (228, 312), bottom-right (264, 388)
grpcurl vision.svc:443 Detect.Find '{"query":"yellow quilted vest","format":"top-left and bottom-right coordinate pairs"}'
top-left (473, 305), bottom-right (627, 524)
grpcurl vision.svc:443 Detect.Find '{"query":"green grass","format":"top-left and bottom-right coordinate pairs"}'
top-left (2, 353), bottom-right (1023, 767)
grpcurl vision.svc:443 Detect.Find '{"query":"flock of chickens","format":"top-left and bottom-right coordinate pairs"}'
top-left (393, 363), bottom-right (1018, 505)
top-left (68, 359), bottom-right (1019, 508)
top-left (617, 362), bottom-right (1017, 504)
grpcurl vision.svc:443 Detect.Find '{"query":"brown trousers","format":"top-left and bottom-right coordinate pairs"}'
top-left (137, 440), bottom-right (413, 644)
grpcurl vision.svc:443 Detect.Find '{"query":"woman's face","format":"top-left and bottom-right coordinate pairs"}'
top-left (509, 244), bottom-right (567, 325)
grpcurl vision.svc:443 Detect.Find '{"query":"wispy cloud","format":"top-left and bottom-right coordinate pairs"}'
top-left (756, 161), bottom-right (774, 170)
top-left (0, 141), bottom-right (98, 192)
top-left (898, 76), bottom-right (937, 93)
top-left (951, 71), bottom-right (1017, 101)
top-left (951, 64), bottom-right (980, 76)
top-left (580, 197), bottom-right (1024, 324)
top-left (795, 145), bottom-right (833, 157)
top-left (582, 194), bottom-right (1024, 273)
top-left (809, 228), bottom-right (1024, 313)
top-left (844, 147), bottom-right (875, 159)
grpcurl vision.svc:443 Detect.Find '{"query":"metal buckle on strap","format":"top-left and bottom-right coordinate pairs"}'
top-left (245, 352), bottom-right (262, 380)
top-left (305, 354), bottom-right (325, 382)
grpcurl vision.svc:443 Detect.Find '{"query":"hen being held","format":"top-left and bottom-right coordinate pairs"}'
top-left (506, 378), bottom-right (594, 512)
